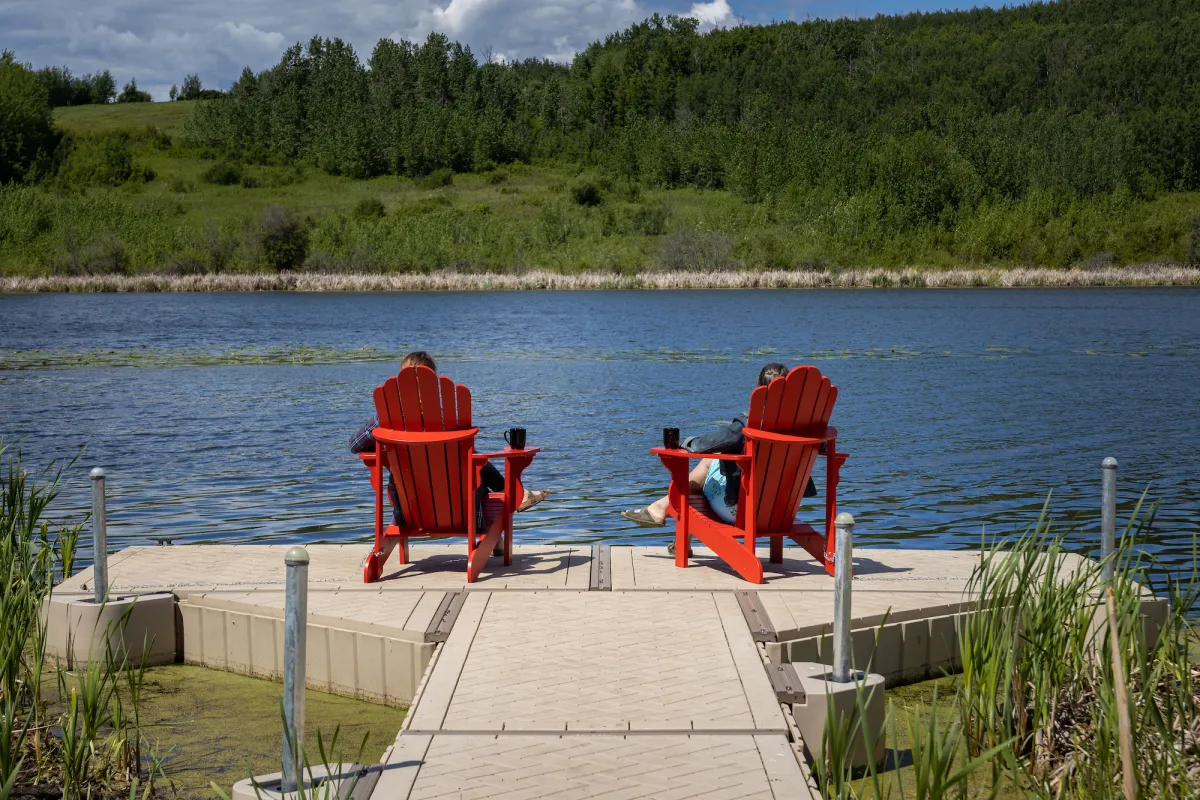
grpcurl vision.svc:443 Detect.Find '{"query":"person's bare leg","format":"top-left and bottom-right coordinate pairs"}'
top-left (644, 459), bottom-right (711, 523)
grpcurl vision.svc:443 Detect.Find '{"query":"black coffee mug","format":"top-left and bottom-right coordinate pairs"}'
top-left (504, 428), bottom-right (527, 450)
top-left (662, 427), bottom-right (681, 450)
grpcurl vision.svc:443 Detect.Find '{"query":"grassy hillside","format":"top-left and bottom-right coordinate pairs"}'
top-left (54, 101), bottom-right (198, 137)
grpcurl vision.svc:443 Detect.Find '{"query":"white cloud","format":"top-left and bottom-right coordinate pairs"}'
top-left (214, 21), bottom-right (285, 52)
top-left (413, 0), bottom-right (643, 62)
top-left (689, 0), bottom-right (735, 29)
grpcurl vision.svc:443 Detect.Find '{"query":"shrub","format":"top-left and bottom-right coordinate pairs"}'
top-left (655, 229), bottom-right (734, 272)
top-left (116, 78), bottom-right (151, 103)
top-left (571, 181), bottom-right (602, 206)
top-left (58, 231), bottom-right (128, 275)
top-left (201, 161), bottom-right (243, 186)
top-left (415, 168), bottom-right (453, 190)
top-left (353, 197), bottom-right (386, 220)
top-left (258, 205), bottom-right (308, 271)
top-left (537, 204), bottom-right (570, 245)
top-left (613, 180), bottom-right (641, 202)
top-left (165, 256), bottom-right (206, 275)
top-left (57, 132), bottom-right (154, 187)
top-left (240, 173), bottom-right (262, 189)
top-left (264, 165), bottom-right (303, 187)
top-left (145, 127), bottom-right (172, 150)
top-left (203, 222), bottom-right (238, 272)
top-left (1079, 251), bottom-right (1117, 271)
top-left (1188, 215), bottom-right (1200, 267)
top-left (633, 203), bottom-right (670, 235)
top-left (167, 175), bottom-right (195, 193)
top-left (487, 170), bottom-right (508, 185)
top-left (304, 242), bottom-right (384, 273)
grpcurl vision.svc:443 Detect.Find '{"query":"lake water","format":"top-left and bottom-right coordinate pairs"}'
top-left (1, 289), bottom-right (1198, 584)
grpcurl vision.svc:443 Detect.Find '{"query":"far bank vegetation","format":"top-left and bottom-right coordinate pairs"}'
top-left (3, 0), bottom-right (1200, 280)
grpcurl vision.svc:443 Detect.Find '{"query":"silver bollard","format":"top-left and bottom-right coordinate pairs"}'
top-left (1101, 457), bottom-right (1118, 582)
top-left (282, 547), bottom-right (309, 793)
top-left (832, 512), bottom-right (854, 683)
top-left (90, 468), bottom-right (108, 604)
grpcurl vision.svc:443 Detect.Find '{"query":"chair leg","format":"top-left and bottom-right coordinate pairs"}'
top-left (397, 535), bottom-right (408, 565)
top-left (504, 515), bottom-right (513, 567)
top-left (469, 523), bottom-right (503, 583)
top-left (769, 537), bottom-right (783, 564)
top-left (675, 529), bottom-right (690, 568)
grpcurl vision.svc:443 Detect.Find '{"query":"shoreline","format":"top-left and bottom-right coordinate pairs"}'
top-left (3, 265), bottom-right (1200, 293)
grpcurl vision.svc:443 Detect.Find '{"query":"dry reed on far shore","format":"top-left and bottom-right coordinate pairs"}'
top-left (3, 265), bottom-right (1199, 293)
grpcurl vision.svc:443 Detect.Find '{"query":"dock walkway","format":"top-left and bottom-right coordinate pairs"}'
top-left (57, 544), bottom-right (999, 799)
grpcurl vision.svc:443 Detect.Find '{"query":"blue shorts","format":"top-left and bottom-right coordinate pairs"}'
top-left (702, 460), bottom-right (737, 524)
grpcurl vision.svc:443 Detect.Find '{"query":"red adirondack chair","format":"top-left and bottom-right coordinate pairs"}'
top-left (652, 365), bottom-right (848, 584)
top-left (358, 365), bottom-right (538, 583)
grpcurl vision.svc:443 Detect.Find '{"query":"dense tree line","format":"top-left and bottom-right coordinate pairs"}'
top-left (33, 66), bottom-right (116, 106)
top-left (188, 0), bottom-right (1200, 227)
top-left (0, 51), bottom-right (58, 183)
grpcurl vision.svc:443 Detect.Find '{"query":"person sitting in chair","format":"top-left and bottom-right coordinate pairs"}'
top-left (621, 362), bottom-right (817, 552)
top-left (350, 350), bottom-right (550, 539)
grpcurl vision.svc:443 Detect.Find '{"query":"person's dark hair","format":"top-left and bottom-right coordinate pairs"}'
top-left (402, 350), bottom-right (437, 371)
top-left (757, 362), bottom-right (787, 386)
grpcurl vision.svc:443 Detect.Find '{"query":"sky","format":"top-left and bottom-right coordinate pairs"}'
top-left (1, 0), bottom-right (993, 100)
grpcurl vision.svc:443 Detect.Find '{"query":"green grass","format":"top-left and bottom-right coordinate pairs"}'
top-left (54, 101), bottom-right (198, 137)
top-left (3, 101), bottom-right (1199, 277)
top-left (129, 665), bottom-right (404, 799)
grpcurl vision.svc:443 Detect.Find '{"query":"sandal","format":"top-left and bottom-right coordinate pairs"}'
top-left (518, 489), bottom-right (550, 512)
top-left (621, 507), bottom-right (666, 527)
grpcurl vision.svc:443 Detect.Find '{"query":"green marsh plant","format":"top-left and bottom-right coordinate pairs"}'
top-left (816, 492), bottom-right (1197, 798)
top-left (1, 442), bottom-right (164, 799)
top-left (955, 492), bottom-right (1199, 797)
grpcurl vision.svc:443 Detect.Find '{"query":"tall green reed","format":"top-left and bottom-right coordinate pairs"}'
top-left (816, 491), bottom-right (1195, 798)
top-left (956, 491), bottom-right (1198, 797)
top-left (2, 442), bottom-right (162, 799)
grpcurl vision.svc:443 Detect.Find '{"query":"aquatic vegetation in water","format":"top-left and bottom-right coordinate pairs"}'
top-left (0, 345), bottom-right (395, 370)
top-left (4, 340), bottom-right (1191, 372)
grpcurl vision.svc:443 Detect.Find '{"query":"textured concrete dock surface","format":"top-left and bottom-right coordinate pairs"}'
top-left (57, 543), bottom-right (1047, 799)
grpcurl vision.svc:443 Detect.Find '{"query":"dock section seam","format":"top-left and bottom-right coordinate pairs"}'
top-left (713, 592), bottom-right (789, 733)
top-left (405, 592), bottom-right (490, 731)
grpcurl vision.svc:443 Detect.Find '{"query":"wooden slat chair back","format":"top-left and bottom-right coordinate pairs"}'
top-left (357, 365), bottom-right (539, 583)
top-left (373, 366), bottom-right (473, 534)
top-left (654, 364), bottom-right (847, 585)
top-left (744, 366), bottom-right (837, 533)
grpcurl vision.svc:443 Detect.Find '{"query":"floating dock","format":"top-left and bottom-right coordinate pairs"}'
top-left (54, 544), bottom-right (1104, 799)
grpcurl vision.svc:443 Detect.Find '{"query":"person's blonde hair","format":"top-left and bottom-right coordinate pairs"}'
top-left (402, 351), bottom-right (436, 371)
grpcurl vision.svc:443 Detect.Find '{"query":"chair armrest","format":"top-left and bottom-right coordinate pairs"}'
top-left (650, 447), bottom-right (751, 464)
top-left (742, 425), bottom-right (838, 446)
top-left (373, 427), bottom-right (479, 445)
top-left (358, 452), bottom-right (378, 469)
top-left (471, 448), bottom-right (540, 515)
top-left (471, 447), bottom-right (542, 462)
